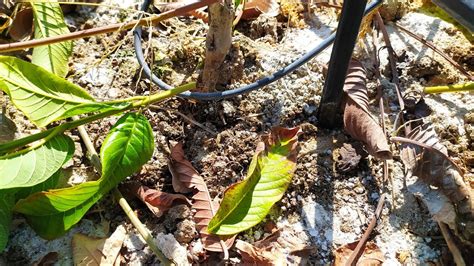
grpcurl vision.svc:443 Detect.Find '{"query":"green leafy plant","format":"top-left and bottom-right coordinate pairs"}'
top-left (0, 2), bottom-right (193, 252)
top-left (0, 2), bottom-right (301, 261)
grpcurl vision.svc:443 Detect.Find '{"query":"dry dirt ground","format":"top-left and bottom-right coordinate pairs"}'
top-left (1, 0), bottom-right (473, 265)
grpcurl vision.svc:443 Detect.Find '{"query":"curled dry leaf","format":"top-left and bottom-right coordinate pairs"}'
top-left (334, 241), bottom-right (384, 266)
top-left (343, 60), bottom-right (392, 160)
top-left (128, 182), bottom-right (191, 218)
top-left (397, 124), bottom-right (474, 245)
top-left (32, 252), bottom-right (59, 266)
top-left (242, 0), bottom-right (280, 20)
top-left (169, 143), bottom-right (235, 252)
top-left (236, 228), bottom-right (313, 265)
top-left (335, 143), bottom-right (364, 173)
top-left (8, 7), bottom-right (33, 41)
top-left (72, 225), bottom-right (126, 266)
top-left (235, 240), bottom-right (286, 265)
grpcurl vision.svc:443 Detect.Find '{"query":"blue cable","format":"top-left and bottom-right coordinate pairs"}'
top-left (134, 0), bottom-right (383, 100)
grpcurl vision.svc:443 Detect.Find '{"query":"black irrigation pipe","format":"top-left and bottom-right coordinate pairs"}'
top-left (134, 0), bottom-right (383, 101)
top-left (318, 0), bottom-right (369, 128)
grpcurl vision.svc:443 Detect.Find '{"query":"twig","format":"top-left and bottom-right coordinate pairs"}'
top-left (0, 0), bottom-right (218, 53)
top-left (347, 33), bottom-right (390, 265)
top-left (438, 222), bottom-right (466, 266)
top-left (346, 194), bottom-right (386, 265)
top-left (395, 23), bottom-right (474, 81)
top-left (113, 189), bottom-right (174, 266)
top-left (149, 105), bottom-right (218, 136)
top-left (390, 136), bottom-right (463, 175)
top-left (74, 118), bottom-right (174, 266)
top-left (374, 12), bottom-right (404, 111)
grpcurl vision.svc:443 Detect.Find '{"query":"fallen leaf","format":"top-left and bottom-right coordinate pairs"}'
top-left (8, 7), bottom-right (33, 41)
top-left (169, 143), bottom-right (235, 252)
top-left (334, 241), bottom-right (384, 266)
top-left (235, 240), bottom-right (286, 265)
top-left (128, 182), bottom-right (191, 218)
top-left (242, 0), bottom-right (280, 20)
top-left (208, 127), bottom-right (300, 235)
top-left (254, 228), bottom-right (315, 264)
top-left (32, 252), bottom-right (58, 266)
top-left (0, 107), bottom-right (17, 144)
top-left (72, 225), bottom-right (126, 266)
top-left (343, 60), bottom-right (392, 160)
top-left (403, 96), bottom-right (432, 121)
top-left (397, 124), bottom-right (474, 244)
top-left (335, 143), bottom-right (363, 173)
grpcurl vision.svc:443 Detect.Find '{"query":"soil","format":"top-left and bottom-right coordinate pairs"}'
top-left (1, 0), bottom-right (473, 265)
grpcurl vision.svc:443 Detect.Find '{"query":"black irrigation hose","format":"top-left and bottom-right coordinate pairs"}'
top-left (134, 0), bottom-right (383, 101)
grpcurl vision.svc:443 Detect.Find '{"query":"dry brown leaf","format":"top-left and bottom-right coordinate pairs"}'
top-left (169, 143), bottom-right (235, 252)
top-left (335, 143), bottom-right (363, 173)
top-left (398, 124), bottom-right (474, 244)
top-left (72, 225), bottom-right (126, 266)
top-left (253, 228), bottom-right (315, 264)
top-left (8, 7), bottom-right (33, 41)
top-left (343, 60), bottom-right (392, 160)
top-left (128, 182), bottom-right (191, 218)
top-left (334, 241), bottom-right (384, 266)
top-left (32, 252), bottom-right (58, 266)
top-left (235, 240), bottom-right (286, 266)
top-left (242, 0), bottom-right (280, 20)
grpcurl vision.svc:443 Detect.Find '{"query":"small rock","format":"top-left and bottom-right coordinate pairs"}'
top-left (80, 67), bottom-right (112, 86)
top-left (107, 87), bottom-right (119, 98)
top-left (221, 100), bottom-right (236, 116)
top-left (254, 231), bottom-right (262, 241)
top-left (163, 205), bottom-right (192, 231)
top-left (174, 220), bottom-right (196, 244)
top-left (303, 104), bottom-right (317, 115)
top-left (354, 186), bottom-right (365, 194)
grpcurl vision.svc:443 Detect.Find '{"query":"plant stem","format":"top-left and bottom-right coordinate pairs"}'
top-left (424, 82), bottom-right (474, 94)
top-left (74, 117), bottom-right (174, 265)
top-left (0, 0), bottom-right (217, 53)
top-left (0, 83), bottom-right (195, 154)
top-left (113, 188), bottom-right (174, 266)
top-left (438, 222), bottom-right (466, 266)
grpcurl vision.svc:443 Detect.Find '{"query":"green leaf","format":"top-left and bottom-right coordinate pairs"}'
top-left (208, 127), bottom-right (300, 235)
top-left (0, 56), bottom-right (129, 127)
top-left (31, 2), bottom-right (72, 78)
top-left (0, 192), bottom-right (15, 251)
top-left (15, 170), bottom-right (63, 201)
top-left (0, 134), bottom-right (74, 190)
top-left (14, 113), bottom-right (154, 239)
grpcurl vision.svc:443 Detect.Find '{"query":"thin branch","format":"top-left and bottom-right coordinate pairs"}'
top-left (395, 23), bottom-right (474, 81)
top-left (74, 117), bottom-right (174, 265)
top-left (149, 105), bottom-right (218, 136)
top-left (374, 12), bottom-right (404, 111)
top-left (0, 0), bottom-right (218, 53)
top-left (438, 222), bottom-right (466, 266)
top-left (390, 136), bottom-right (463, 174)
top-left (346, 193), bottom-right (386, 266)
